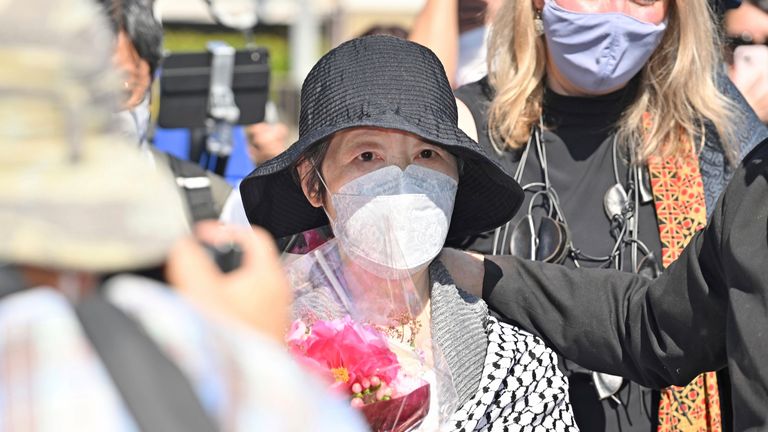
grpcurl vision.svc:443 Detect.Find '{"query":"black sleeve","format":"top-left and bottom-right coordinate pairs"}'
top-left (482, 140), bottom-right (768, 430)
top-left (482, 227), bottom-right (727, 389)
top-left (715, 143), bottom-right (768, 431)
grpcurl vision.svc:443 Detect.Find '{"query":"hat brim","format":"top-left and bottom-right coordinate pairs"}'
top-left (0, 136), bottom-right (188, 272)
top-left (240, 111), bottom-right (523, 241)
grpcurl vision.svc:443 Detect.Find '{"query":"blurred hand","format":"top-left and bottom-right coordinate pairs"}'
top-left (729, 45), bottom-right (768, 123)
top-left (725, 2), bottom-right (768, 45)
top-left (166, 221), bottom-right (291, 342)
top-left (245, 122), bottom-right (289, 165)
top-left (113, 30), bottom-right (151, 110)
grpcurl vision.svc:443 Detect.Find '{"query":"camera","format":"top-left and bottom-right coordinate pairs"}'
top-left (202, 242), bottom-right (243, 273)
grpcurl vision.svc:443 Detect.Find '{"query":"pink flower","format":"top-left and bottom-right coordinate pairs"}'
top-left (286, 316), bottom-right (401, 393)
top-left (286, 320), bottom-right (309, 345)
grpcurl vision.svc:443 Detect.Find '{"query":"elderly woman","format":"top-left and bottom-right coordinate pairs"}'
top-left (240, 35), bottom-right (577, 430)
top-left (452, 0), bottom-right (768, 430)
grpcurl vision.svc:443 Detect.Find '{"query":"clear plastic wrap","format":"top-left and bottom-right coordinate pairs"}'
top-left (284, 182), bottom-right (459, 431)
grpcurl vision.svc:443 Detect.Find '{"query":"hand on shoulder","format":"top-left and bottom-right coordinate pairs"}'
top-left (439, 247), bottom-right (485, 297)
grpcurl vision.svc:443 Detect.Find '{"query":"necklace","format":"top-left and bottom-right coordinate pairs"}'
top-left (493, 119), bottom-right (660, 277)
top-left (376, 310), bottom-right (425, 348)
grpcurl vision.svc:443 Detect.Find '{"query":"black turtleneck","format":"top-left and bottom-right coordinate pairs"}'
top-left (455, 77), bottom-right (662, 271)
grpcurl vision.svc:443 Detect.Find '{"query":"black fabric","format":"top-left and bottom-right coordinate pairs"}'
top-left (482, 138), bottom-right (768, 431)
top-left (239, 35), bottom-right (524, 240)
top-left (76, 294), bottom-right (217, 432)
top-left (456, 78), bottom-right (663, 269)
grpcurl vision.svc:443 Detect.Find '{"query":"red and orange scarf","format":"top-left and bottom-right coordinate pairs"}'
top-left (645, 114), bottom-right (721, 432)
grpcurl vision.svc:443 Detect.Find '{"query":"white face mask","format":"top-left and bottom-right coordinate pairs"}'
top-left (324, 165), bottom-right (458, 279)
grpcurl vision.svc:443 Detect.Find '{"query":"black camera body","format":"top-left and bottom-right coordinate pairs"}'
top-left (202, 242), bottom-right (243, 273)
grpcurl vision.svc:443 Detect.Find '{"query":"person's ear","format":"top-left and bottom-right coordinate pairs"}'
top-left (532, 0), bottom-right (544, 12)
top-left (296, 160), bottom-right (324, 208)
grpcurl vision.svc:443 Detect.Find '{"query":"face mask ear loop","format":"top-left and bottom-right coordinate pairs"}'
top-left (312, 165), bottom-right (336, 224)
top-left (314, 166), bottom-right (330, 193)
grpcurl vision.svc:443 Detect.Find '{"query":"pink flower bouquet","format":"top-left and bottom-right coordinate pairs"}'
top-left (287, 316), bottom-right (430, 431)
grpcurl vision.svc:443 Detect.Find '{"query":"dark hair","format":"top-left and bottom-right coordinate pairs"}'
top-left (293, 139), bottom-right (331, 204)
top-left (359, 25), bottom-right (409, 39)
top-left (97, 0), bottom-right (163, 76)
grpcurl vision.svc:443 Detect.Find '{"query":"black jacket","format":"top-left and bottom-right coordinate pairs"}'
top-left (483, 139), bottom-right (768, 431)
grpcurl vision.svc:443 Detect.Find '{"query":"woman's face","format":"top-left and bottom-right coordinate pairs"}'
top-left (542, 0), bottom-right (668, 24)
top-left (536, 0), bottom-right (670, 96)
top-left (300, 127), bottom-right (459, 219)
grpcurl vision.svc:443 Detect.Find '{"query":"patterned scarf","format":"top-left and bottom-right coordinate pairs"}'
top-left (645, 114), bottom-right (722, 432)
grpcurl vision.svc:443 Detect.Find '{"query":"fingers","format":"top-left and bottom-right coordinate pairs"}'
top-left (166, 234), bottom-right (221, 295)
top-left (192, 221), bottom-right (280, 273)
top-left (174, 221), bottom-right (291, 341)
top-left (238, 226), bottom-right (282, 271)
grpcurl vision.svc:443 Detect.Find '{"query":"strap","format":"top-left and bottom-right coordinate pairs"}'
top-left (166, 154), bottom-right (219, 222)
top-left (75, 295), bottom-right (217, 432)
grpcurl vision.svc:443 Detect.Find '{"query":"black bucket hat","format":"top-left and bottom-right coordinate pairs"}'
top-left (240, 35), bottom-right (523, 240)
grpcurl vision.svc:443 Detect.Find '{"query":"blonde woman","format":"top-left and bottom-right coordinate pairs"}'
top-left (453, 0), bottom-right (768, 431)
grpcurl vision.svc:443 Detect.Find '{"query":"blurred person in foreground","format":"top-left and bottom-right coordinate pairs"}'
top-left (0, 0), bottom-right (365, 430)
top-left (725, 0), bottom-right (768, 123)
top-left (98, 0), bottom-right (232, 223)
top-left (100, 0), bottom-right (161, 145)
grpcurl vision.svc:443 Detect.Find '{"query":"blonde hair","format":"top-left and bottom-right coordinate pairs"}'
top-left (487, 0), bottom-right (739, 164)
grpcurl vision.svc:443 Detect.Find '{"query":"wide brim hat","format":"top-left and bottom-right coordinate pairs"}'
top-left (0, 0), bottom-right (187, 272)
top-left (240, 35), bottom-right (523, 240)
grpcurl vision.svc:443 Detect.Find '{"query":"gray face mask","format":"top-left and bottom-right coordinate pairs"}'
top-left (542, 0), bottom-right (667, 94)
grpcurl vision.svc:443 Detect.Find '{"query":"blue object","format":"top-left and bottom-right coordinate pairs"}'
top-left (542, 0), bottom-right (667, 94)
top-left (152, 126), bottom-right (256, 186)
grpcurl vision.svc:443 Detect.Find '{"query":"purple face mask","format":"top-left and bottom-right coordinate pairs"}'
top-left (542, 0), bottom-right (667, 94)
